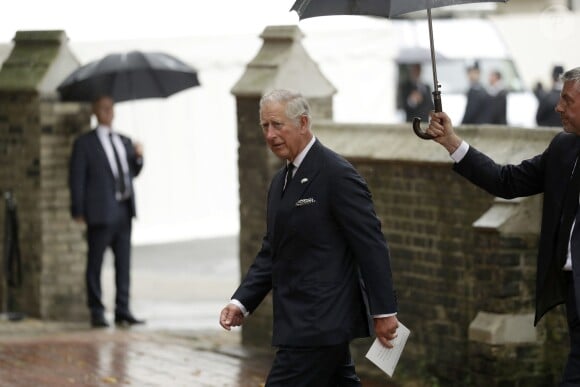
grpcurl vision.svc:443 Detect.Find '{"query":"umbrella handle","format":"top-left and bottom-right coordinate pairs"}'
top-left (412, 90), bottom-right (442, 140)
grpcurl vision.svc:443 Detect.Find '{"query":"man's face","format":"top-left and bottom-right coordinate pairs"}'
top-left (556, 81), bottom-right (580, 135)
top-left (260, 101), bottom-right (307, 162)
top-left (92, 96), bottom-right (114, 127)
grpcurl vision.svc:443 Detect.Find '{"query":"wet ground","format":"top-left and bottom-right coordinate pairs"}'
top-left (0, 236), bottom-right (398, 386)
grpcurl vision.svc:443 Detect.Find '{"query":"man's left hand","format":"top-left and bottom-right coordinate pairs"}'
top-left (373, 315), bottom-right (399, 348)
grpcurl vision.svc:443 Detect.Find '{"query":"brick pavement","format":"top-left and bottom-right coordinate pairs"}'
top-left (0, 322), bottom-right (270, 387)
top-left (0, 320), bottom-right (398, 387)
top-left (0, 238), bottom-right (401, 386)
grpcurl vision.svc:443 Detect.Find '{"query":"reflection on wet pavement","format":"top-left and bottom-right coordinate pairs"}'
top-left (0, 237), bottom-right (399, 386)
top-left (0, 329), bottom-right (272, 387)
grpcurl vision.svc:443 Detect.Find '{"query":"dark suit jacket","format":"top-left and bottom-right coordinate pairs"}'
top-left (462, 83), bottom-right (489, 124)
top-left (454, 132), bottom-right (580, 324)
top-left (69, 129), bottom-right (143, 225)
top-left (487, 90), bottom-right (508, 125)
top-left (399, 80), bottom-right (433, 123)
top-left (536, 89), bottom-right (562, 127)
top-left (232, 140), bottom-right (397, 347)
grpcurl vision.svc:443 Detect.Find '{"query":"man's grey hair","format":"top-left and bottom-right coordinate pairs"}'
top-left (562, 67), bottom-right (580, 83)
top-left (259, 89), bottom-right (311, 127)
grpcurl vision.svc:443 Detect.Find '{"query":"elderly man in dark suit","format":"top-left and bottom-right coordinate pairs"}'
top-left (426, 67), bottom-right (580, 386)
top-left (69, 95), bottom-right (144, 328)
top-left (220, 90), bottom-right (399, 386)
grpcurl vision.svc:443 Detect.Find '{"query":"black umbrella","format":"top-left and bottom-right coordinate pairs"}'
top-left (290, 0), bottom-right (509, 139)
top-left (58, 51), bottom-right (200, 103)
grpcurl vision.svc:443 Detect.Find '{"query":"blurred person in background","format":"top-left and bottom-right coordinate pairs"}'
top-left (462, 62), bottom-right (490, 125)
top-left (536, 65), bottom-right (564, 127)
top-left (69, 95), bottom-right (145, 328)
top-left (398, 63), bottom-right (433, 123)
top-left (486, 69), bottom-right (507, 125)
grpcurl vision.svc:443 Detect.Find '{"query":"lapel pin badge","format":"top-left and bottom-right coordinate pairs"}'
top-left (301, 178), bottom-right (308, 184)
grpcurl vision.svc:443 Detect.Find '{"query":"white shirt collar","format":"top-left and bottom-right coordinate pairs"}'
top-left (96, 124), bottom-right (114, 138)
top-left (290, 136), bottom-right (316, 171)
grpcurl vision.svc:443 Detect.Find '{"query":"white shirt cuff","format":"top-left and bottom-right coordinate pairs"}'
top-left (450, 141), bottom-right (469, 163)
top-left (229, 299), bottom-right (249, 317)
top-left (372, 313), bottom-right (397, 318)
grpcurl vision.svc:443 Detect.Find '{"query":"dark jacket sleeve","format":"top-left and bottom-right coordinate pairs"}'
top-left (232, 234), bottom-right (273, 314)
top-left (453, 145), bottom-right (545, 199)
top-left (328, 161), bottom-right (397, 315)
top-left (121, 136), bottom-right (143, 178)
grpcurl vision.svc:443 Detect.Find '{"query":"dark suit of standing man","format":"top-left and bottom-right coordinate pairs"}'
top-left (462, 64), bottom-right (490, 125)
top-left (69, 96), bottom-right (145, 328)
top-left (399, 63), bottom-right (433, 123)
top-left (220, 90), bottom-right (399, 386)
top-left (427, 67), bottom-right (580, 386)
top-left (537, 65), bottom-right (565, 127)
top-left (486, 70), bottom-right (508, 125)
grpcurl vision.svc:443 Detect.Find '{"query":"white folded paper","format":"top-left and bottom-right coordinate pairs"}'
top-left (365, 322), bottom-right (410, 377)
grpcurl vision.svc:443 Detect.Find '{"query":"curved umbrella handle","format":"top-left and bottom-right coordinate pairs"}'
top-left (412, 90), bottom-right (442, 140)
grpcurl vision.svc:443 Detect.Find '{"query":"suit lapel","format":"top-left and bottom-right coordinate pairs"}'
top-left (89, 129), bottom-right (116, 181)
top-left (271, 140), bottom-right (324, 254)
top-left (283, 140), bottom-right (323, 203)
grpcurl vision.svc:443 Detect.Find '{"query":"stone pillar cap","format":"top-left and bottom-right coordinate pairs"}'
top-left (0, 30), bottom-right (80, 98)
top-left (231, 24), bottom-right (336, 98)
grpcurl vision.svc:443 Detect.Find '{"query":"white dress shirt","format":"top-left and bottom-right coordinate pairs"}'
top-left (96, 125), bottom-right (130, 200)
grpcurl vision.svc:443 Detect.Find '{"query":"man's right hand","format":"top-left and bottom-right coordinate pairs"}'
top-left (427, 111), bottom-right (463, 154)
top-left (219, 304), bottom-right (244, 331)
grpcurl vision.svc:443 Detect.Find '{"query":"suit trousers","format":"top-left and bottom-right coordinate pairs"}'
top-left (86, 199), bottom-right (133, 317)
top-left (265, 343), bottom-right (361, 387)
top-left (562, 271), bottom-right (580, 386)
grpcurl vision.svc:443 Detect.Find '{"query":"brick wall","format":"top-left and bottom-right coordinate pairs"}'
top-left (0, 92), bottom-right (90, 320)
top-left (0, 31), bottom-right (88, 320)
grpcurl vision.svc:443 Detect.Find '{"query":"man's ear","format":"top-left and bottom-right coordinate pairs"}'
top-left (299, 115), bottom-right (309, 133)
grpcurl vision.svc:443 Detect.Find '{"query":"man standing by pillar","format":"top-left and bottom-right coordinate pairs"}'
top-left (69, 95), bottom-right (145, 328)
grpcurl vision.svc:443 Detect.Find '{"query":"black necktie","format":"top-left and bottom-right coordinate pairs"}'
top-left (109, 133), bottom-right (126, 196)
top-left (557, 155), bottom-right (580, 267)
top-left (283, 163), bottom-right (295, 195)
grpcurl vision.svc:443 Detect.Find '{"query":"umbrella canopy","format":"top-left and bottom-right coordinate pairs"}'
top-left (292, 0), bottom-right (507, 19)
top-left (57, 51), bottom-right (200, 103)
top-left (290, 0), bottom-right (508, 139)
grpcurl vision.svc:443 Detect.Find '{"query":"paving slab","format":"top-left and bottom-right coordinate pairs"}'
top-left (0, 236), bottom-right (399, 386)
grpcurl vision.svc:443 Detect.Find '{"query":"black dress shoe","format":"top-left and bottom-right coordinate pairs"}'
top-left (91, 315), bottom-right (110, 328)
top-left (114, 314), bottom-right (145, 326)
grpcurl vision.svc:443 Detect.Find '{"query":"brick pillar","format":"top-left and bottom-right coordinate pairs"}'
top-left (0, 30), bottom-right (90, 320)
top-left (231, 25), bottom-right (336, 346)
top-left (466, 196), bottom-right (565, 386)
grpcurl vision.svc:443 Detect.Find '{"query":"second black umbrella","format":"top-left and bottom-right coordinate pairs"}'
top-left (57, 50), bottom-right (200, 103)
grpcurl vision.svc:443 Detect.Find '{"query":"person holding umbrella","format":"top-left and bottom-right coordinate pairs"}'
top-left (426, 67), bottom-right (580, 385)
top-left (219, 89), bottom-right (399, 386)
top-left (69, 95), bottom-right (145, 328)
